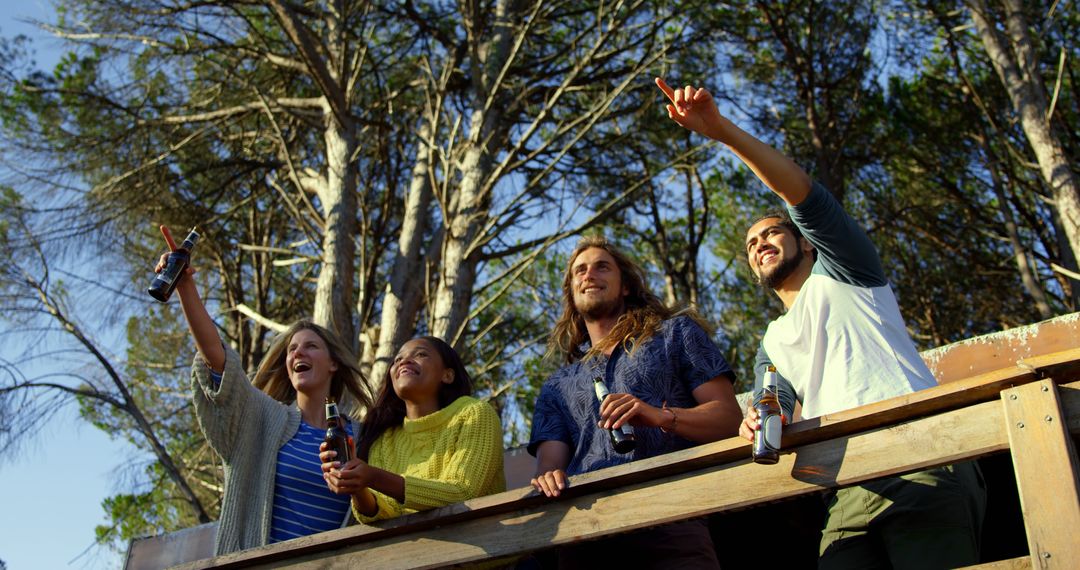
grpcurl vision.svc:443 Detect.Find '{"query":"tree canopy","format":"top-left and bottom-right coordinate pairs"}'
top-left (0, 0), bottom-right (1076, 552)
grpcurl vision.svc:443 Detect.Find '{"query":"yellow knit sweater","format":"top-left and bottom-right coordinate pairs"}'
top-left (358, 395), bottom-right (506, 523)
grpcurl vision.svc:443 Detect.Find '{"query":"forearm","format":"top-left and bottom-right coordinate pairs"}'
top-left (659, 399), bottom-right (742, 443)
top-left (176, 278), bottom-right (225, 372)
top-left (351, 488), bottom-right (379, 518)
top-left (533, 441), bottom-right (571, 476)
top-left (364, 464), bottom-right (406, 504)
top-left (531, 440), bottom-right (571, 497)
top-left (709, 117), bottom-right (812, 207)
top-left (348, 465), bottom-right (404, 520)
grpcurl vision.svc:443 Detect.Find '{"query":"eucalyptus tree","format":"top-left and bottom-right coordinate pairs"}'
top-left (876, 0), bottom-right (1080, 340)
top-left (366, 0), bottom-right (717, 387)
top-left (16, 0), bottom-right (423, 353)
top-left (966, 0), bottom-right (1080, 274)
top-left (0, 0), bottom-right (418, 546)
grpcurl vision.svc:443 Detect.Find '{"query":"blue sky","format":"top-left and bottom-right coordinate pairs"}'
top-left (0, 408), bottom-right (127, 569)
top-left (0, 3), bottom-right (127, 568)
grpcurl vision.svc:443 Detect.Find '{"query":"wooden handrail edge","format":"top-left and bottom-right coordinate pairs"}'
top-left (200, 379), bottom-right (1080, 569)
top-left (175, 365), bottom-right (1080, 569)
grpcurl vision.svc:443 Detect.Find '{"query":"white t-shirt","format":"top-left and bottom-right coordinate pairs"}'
top-left (755, 183), bottom-right (936, 419)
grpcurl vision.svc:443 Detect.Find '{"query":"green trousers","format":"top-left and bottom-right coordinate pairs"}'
top-left (819, 461), bottom-right (987, 570)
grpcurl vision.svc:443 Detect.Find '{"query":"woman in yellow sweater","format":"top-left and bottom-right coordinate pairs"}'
top-left (321, 336), bottom-right (505, 522)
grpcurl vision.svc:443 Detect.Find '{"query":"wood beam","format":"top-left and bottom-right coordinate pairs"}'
top-left (185, 380), bottom-right (1080, 569)
top-left (1002, 380), bottom-right (1080, 568)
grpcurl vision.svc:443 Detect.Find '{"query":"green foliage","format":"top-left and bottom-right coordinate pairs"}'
top-left (460, 248), bottom-right (566, 446)
top-left (1, 0), bottom-right (1078, 553)
top-left (81, 306), bottom-right (223, 549)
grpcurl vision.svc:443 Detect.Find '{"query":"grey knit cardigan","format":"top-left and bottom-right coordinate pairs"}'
top-left (191, 344), bottom-right (351, 555)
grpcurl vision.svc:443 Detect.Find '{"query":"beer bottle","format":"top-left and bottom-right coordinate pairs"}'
top-left (324, 397), bottom-right (352, 463)
top-left (148, 227), bottom-right (200, 302)
top-left (593, 377), bottom-right (636, 454)
top-left (752, 365), bottom-right (782, 465)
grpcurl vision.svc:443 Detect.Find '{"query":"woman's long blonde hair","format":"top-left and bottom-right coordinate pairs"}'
top-left (251, 320), bottom-right (373, 420)
top-left (547, 236), bottom-right (713, 364)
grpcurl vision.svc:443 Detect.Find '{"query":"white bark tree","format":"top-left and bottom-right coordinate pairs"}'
top-left (968, 0), bottom-right (1080, 273)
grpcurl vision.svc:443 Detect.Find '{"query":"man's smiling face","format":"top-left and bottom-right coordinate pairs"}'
top-left (745, 217), bottom-right (809, 289)
top-left (570, 247), bottom-right (628, 320)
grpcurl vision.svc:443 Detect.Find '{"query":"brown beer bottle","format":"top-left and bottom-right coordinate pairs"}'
top-left (752, 366), bottom-right (782, 465)
top-left (148, 227), bottom-right (200, 302)
top-left (324, 397), bottom-right (352, 463)
top-left (593, 377), bottom-right (636, 454)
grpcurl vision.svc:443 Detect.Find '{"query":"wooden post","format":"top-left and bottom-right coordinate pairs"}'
top-left (1001, 380), bottom-right (1080, 568)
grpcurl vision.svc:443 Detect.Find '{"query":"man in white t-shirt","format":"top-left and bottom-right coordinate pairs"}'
top-left (657, 77), bottom-right (986, 569)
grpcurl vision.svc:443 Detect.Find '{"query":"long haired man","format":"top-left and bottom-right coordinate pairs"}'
top-left (528, 235), bottom-right (741, 568)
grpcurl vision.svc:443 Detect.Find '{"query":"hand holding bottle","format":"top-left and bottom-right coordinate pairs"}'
top-left (593, 378), bottom-right (636, 454)
top-left (319, 440), bottom-right (368, 489)
top-left (148, 225), bottom-right (199, 302)
top-left (739, 401), bottom-right (789, 439)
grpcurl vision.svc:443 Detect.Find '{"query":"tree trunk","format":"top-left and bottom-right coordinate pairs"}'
top-left (969, 0), bottom-right (1080, 276)
top-left (312, 1), bottom-right (360, 346)
top-left (429, 0), bottom-right (521, 347)
top-left (430, 136), bottom-right (488, 346)
top-left (313, 117), bottom-right (358, 346)
top-left (370, 120), bottom-right (435, 388)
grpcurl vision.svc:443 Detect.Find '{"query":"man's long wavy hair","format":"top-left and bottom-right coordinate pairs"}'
top-left (547, 236), bottom-right (712, 364)
top-left (251, 320), bottom-right (373, 421)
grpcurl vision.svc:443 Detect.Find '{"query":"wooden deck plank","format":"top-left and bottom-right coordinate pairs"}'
top-left (784, 348), bottom-right (1080, 445)
top-left (181, 369), bottom-right (1080, 570)
top-left (960, 557), bottom-right (1031, 570)
top-left (197, 390), bottom-right (1038, 568)
top-left (1002, 380), bottom-right (1080, 568)
top-left (923, 313), bottom-right (1080, 383)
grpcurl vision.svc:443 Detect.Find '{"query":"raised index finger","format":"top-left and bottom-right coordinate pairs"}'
top-left (160, 225), bottom-right (178, 250)
top-left (655, 77), bottom-right (676, 103)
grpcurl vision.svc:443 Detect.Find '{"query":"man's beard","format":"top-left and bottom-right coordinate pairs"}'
top-left (759, 247), bottom-right (805, 289)
top-left (577, 295), bottom-right (625, 321)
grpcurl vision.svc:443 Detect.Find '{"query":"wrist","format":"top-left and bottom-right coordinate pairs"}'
top-left (708, 115), bottom-right (739, 145)
top-left (659, 401), bottom-right (678, 434)
top-left (175, 276), bottom-right (198, 296)
top-left (352, 489), bottom-right (378, 517)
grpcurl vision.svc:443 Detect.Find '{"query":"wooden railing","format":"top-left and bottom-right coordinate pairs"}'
top-left (142, 314), bottom-right (1080, 569)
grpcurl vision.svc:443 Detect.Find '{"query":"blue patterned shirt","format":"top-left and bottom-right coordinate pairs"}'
top-left (528, 316), bottom-right (734, 476)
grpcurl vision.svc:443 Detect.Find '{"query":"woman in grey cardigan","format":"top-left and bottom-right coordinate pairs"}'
top-left (155, 232), bottom-right (373, 555)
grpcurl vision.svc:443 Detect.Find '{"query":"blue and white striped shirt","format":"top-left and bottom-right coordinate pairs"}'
top-left (268, 420), bottom-right (355, 543)
top-left (207, 369), bottom-right (353, 543)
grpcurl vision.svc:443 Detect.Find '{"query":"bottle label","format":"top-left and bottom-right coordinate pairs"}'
top-left (593, 380), bottom-right (610, 402)
top-left (763, 369), bottom-right (779, 390)
top-left (761, 413), bottom-right (782, 450)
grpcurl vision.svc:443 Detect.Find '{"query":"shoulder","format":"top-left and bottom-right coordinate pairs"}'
top-left (665, 314), bottom-right (704, 334)
top-left (445, 396), bottom-right (498, 424)
top-left (664, 315), bottom-right (717, 348)
top-left (446, 397), bottom-right (503, 441)
top-left (453, 395), bottom-right (493, 416)
top-left (540, 363), bottom-right (581, 393)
